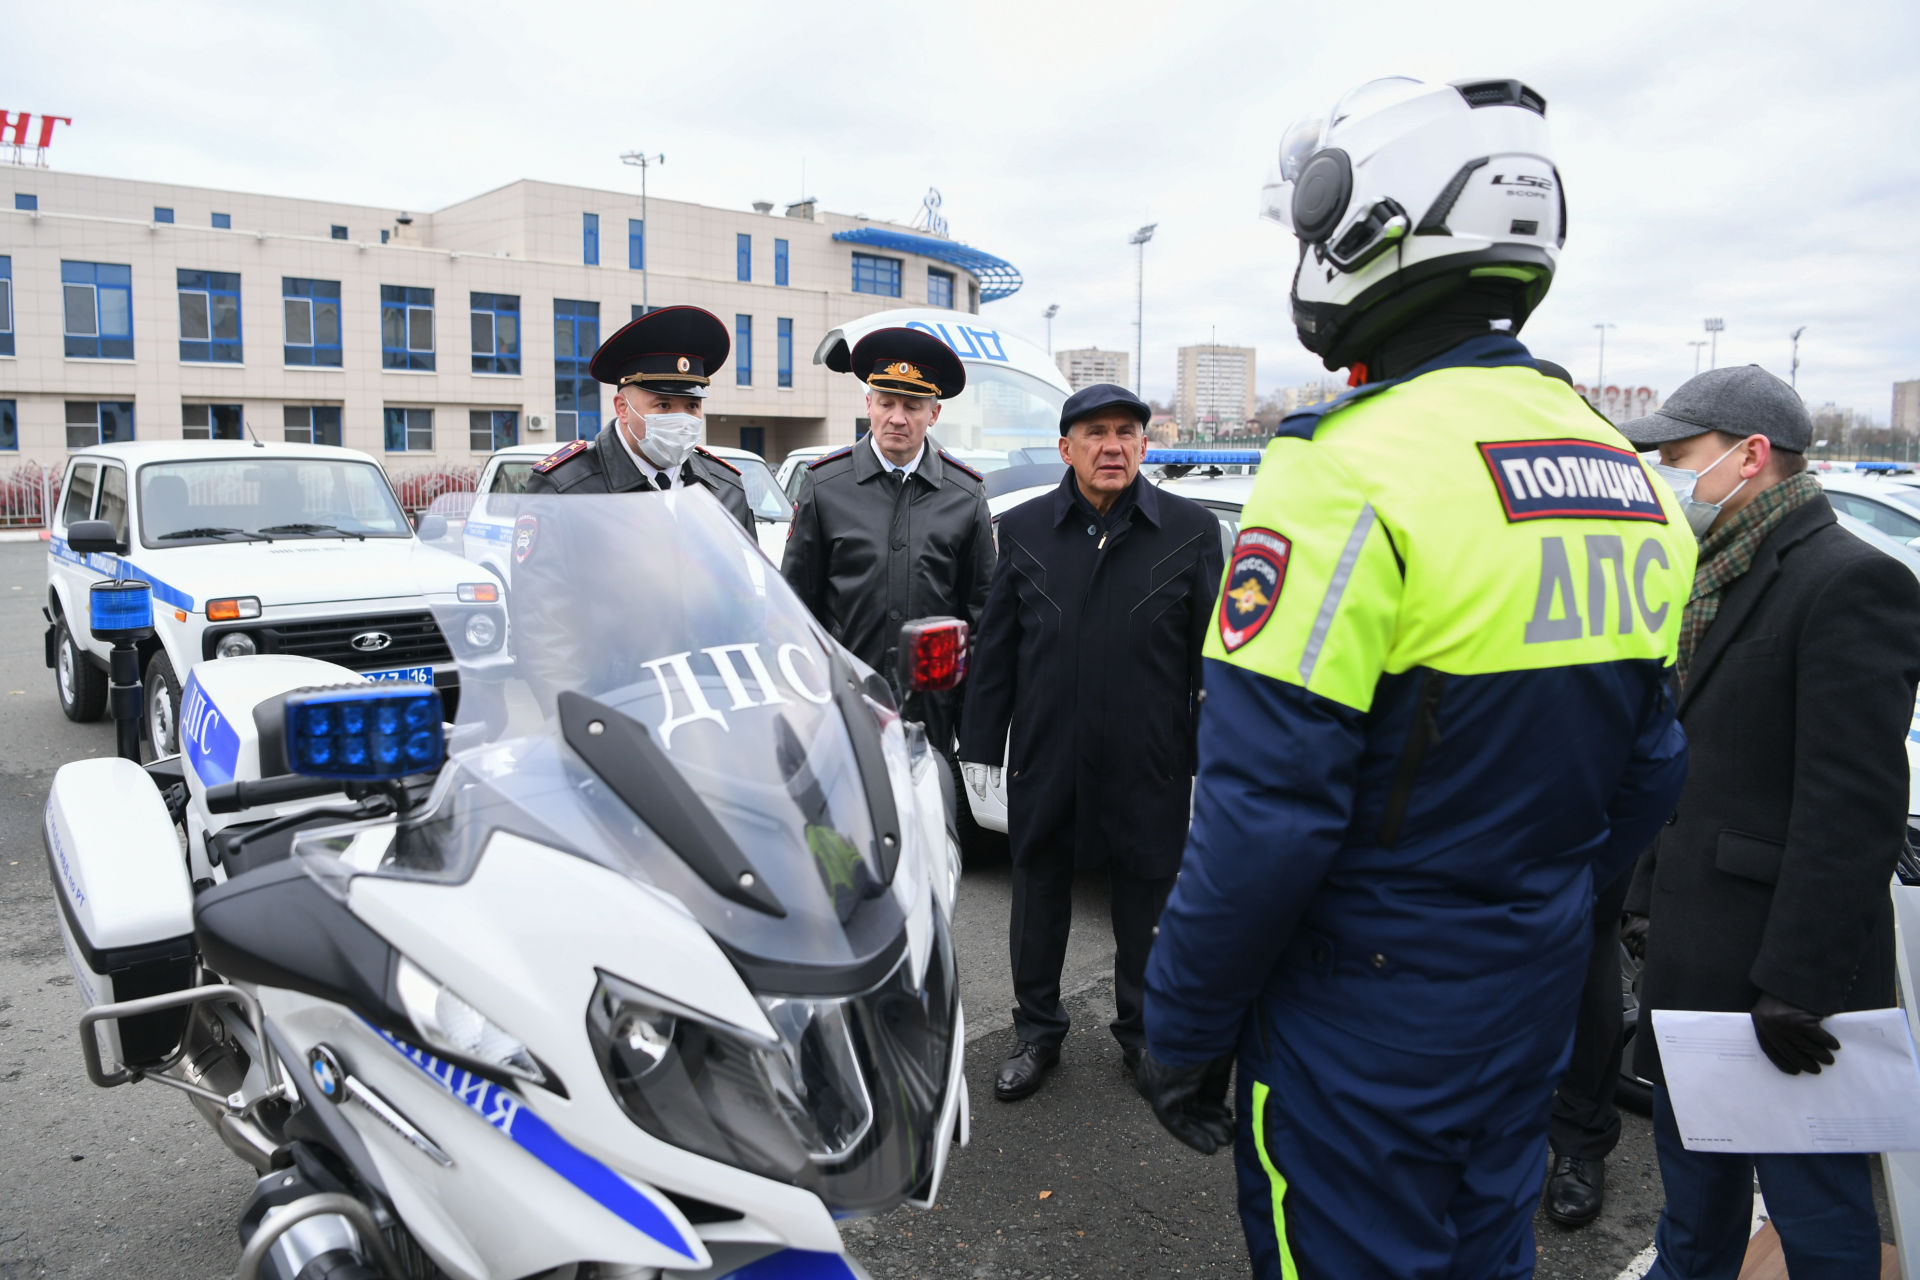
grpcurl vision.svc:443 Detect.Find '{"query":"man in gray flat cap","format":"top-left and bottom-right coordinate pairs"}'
top-left (1624, 365), bottom-right (1920, 1278)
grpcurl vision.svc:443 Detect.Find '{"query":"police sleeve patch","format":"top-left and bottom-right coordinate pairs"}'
top-left (1219, 527), bottom-right (1290, 652)
top-left (513, 514), bottom-right (539, 564)
top-left (533, 439), bottom-right (589, 474)
top-left (1477, 439), bottom-right (1668, 523)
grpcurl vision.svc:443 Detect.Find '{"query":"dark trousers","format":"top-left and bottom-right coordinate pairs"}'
top-left (1549, 870), bottom-right (1631, 1160)
top-left (1009, 834), bottom-right (1173, 1052)
top-left (1646, 1085), bottom-right (1879, 1279)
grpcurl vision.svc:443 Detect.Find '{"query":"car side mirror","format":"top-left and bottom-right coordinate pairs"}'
top-left (66, 519), bottom-right (126, 556)
top-left (896, 617), bottom-right (969, 693)
top-left (1906, 536), bottom-right (1920, 551)
top-left (416, 513), bottom-right (448, 541)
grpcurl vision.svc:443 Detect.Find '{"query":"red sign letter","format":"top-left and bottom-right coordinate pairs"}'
top-left (35, 116), bottom-right (70, 149)
top-left (0, 112), bottom-right (30, 146)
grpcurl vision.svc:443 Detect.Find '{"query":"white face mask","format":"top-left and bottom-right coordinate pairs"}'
top-left (635, 411), bottom-right (701, 472)
top-left (1650, 440), bottom-right (1749, 539)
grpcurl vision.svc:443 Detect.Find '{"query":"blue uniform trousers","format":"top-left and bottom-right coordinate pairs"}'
top-left (1233, 1001), bottom-right (1569, 1280)
top-left (1646, 1085), bottom-right (1879, 1279)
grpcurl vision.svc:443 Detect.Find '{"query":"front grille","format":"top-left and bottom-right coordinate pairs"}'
top-left (263, 610), bottom-right (453, 670)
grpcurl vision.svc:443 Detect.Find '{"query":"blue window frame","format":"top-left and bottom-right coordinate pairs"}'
top-left (383, 407), bottom-right (433, 452)
top-left (154, 206), bottom-right (174, 224)
top-left (0, 255), bottom-right (12, 357)
top-left (283, 405), bottom-right (341, 446)
top-left (554, 299), bottom-right (601, 442)
top-left (851, 252), bottom-right (902, 297)
top-left (777, 318), bottom-right (792, 388)
top-left (65, 401), bottom-right (135, 449)
top-left (628, 219), bottom-right (645, 270)
top-left (632, 304), bottom-right (655, 321)
top-left (380, 285), bottom-right (435, 371)
top-left (736, 233), bottom-right (752, 283)
top-left (469, 410), bottom-right (519, 452)
top-left (14, 194), bottom-right (35, 211)
top-left (928, 268), bottom-right (955, 309)
top-left (735, 314), bottom-right (752, 387)
top-left (183, 403), bottom-right (245, 441)
top-left (470, 292), bottom-right (521, 375)
top-left (212, 212), bottom-right (231, 229)
top-left (178, 269), bottom-right (243, 363)
top-left (583, 213), bottom-right (600, 266)
top-left (330, 225), bottom-right (347, 240)
top-left (0, 399), bottom-right (14, 450)
top-left (62, 261), bottom-right (134, 359)
top-left (283, 278), bottom-right (342, 367)
top-left (774, 238), bottom-right (789, 287)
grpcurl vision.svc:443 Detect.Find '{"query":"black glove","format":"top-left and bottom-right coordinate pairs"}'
top-left (1135, 1050), bottom-right (1235, 1155)
top-left (1751, 993), bottom-right (1841, 1075)
top-left (1620, 913), bottom-right (1650, 962)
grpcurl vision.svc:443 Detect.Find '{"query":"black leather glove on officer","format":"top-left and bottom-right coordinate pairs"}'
top-left (1751, 992), bottom-right (1841, 1075)
top-left (1619, 913), bottom-right (1649, 962)
top-left (1136, 1050), bottom-right (1235, 1155)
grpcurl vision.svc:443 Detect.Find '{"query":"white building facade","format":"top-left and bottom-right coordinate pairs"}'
top-left (1053, 346), bottom-right (1129, 392)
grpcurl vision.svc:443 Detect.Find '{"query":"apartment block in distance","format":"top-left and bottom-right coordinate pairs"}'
top-left (1176, 343), bottom-right (1256, 434)
top-left (1054, 346), bottom-right (1129, 392)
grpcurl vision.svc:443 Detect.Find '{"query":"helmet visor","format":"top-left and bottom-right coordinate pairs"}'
top-left (1258, 114), bottom-right (1326, 229)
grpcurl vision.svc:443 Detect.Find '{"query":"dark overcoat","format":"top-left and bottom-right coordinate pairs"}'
top-left (959, 471), bottom-right (1224, 876)
top-left (1628, 494), bottom-right (1920, 1083)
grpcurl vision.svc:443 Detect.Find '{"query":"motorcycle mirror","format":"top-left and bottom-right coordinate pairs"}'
top-left (66, 519), bottom-right (127, 556)
top-left (283, 684), bottom-right (445, 780)
top-left (896, 617), bottom-right (969, 693)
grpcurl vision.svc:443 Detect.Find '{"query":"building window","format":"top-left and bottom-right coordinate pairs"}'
top-left (470, 293), bottom-right (521, 375)
top-left (0, 255), bottom-right (12, 357)
top-left (62, 261), bottom-right (134, 360)
top-left (737, 233), bottom-right (752, 283)
top-left (774, 238), bottom-right (789, 287)
top-left (178, 269), bottom-right (244, 364)
top-left (383, 407), bottom-right (433, 452)
top-left (0, 399), bottom-right (14, 451)
top-left (736, 314), bottom-right (752, 387)
top-left (183, 403), bottom-right (245, 441)
top-left (469, 410), bottom-right (518, 452)
top-left (852, 252), bottom-right (902, 297)
top-left (283, 278), bottom-right (342, 367)
top-left (554, 298), bottom-right (601, 442)
top-left (330, 225), bottom-right (347, 240)
top-left (632, 304), bottom-right (653, 321)
top-left (212, 212), bottom-right (231, 229)
top-left (154, 206), bottom-right (174, 224)
top-left (65, 401), bottom-right (135, 449)
top-left (380, 285), bottom-right (435, 371)
top-left (283, 405), bottom-right (342, 446)
top-left (583, 213), bottom-right (600, 266)
top-left (928, 268), bottom-right (955, 310)
top-left (14, 194), bottom-right (35, 211)
top-left (628, 219), bottom-right (645, 270)
top-left (777, 318), bottom-right (793, 388)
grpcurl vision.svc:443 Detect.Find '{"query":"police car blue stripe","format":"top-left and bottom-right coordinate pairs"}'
top-left (49, 537), bottom-right (196, 611)
top-left (465, 520), bottom-right (513, 544)
top-left (718, 1250), bottom-right (860, 1279)
top-left (366, 1023), bottom-right (697, 1261)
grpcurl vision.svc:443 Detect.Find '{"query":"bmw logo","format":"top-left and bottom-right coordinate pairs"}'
top-left (308, 1045), bottom-right (345, 1102)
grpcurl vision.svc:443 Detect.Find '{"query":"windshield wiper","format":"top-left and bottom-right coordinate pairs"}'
top-left (155, 526), bottom-right (272, 543)
top-left (254, 522), bottom-right (366, 541)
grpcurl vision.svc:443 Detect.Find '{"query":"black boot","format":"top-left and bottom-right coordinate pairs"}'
top-left (1543, 1154), bottom-right (1605, 1228)
top-left (995, 1040), bottom-right (1061, 1101)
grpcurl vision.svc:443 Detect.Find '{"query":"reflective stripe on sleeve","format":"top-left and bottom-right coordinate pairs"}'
top-left (1298, 503), bottom-right (1376, 687)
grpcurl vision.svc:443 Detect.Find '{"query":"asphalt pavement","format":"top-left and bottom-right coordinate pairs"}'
top-left (0, 540), bottom-right (1676, 1279)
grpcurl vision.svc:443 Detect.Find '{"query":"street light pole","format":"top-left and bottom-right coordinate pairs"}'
top-left (620, 150), bottom-right (666, 312)
top-left (1703, 317), bottom-right (1724, 370)
top-left (1593, 323), bottom-right (1616, 397)
top-left (1688, 341), bottom-right (1708, 376)
top-left (1789, 325), bottom-right (1806, 389)
top-left (1130, 224), bottom-right (1157, 397)
top-left (1043, 303), bottom-right (1059, 355)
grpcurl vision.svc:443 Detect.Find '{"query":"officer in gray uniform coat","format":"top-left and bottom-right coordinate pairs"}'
top-left (522, 305), bottom-right (753, 532)
top-left (781, 326), bottom-right (993, 750)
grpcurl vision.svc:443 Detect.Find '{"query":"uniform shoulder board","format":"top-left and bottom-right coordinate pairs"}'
top-left (693, 446), bottom-right (741, 476)
top-left (938, 450), bottom-right (983, 482)
top-left (532, 439), bottom-right (591, 474)
top-left (808, 445), bottom-right (856, 470)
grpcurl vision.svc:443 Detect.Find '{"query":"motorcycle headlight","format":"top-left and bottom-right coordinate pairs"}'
top-left (395, 955), bottom-right (546, 1085)
top-left (214, 632), bottom-right (257, 659)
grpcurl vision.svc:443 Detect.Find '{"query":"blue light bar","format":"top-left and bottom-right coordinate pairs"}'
top-left (285, 685), bottom-right (445, 780)
top-left (1855, 462), bottom-right (1912, 473)
top-left (1145, 449), bottom-right (1264, 466)
top-left (89, 579), bottom-right (153, 640)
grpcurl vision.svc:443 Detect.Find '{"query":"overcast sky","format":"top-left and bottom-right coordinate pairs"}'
top-left (10, 0), bottom-right (1915, 418)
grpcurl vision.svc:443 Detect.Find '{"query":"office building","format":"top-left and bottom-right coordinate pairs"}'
top-left (1054, 346), bottom-right (1129, 392)
top-left (1894, 380), bottom-right (1920, 436)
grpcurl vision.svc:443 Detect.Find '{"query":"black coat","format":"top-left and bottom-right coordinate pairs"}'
top-left (959, 471), bottom-right (1225, 876)
top-left (522, 427), bottom-right (755, 533)
top-left (780, 436), bottom-right (993, 748)
top-left (1628, 494), bottom-right (1920, 1084)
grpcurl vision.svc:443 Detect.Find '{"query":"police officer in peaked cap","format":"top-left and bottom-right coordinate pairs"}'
top-left (781, 326), bottom-right (994, 754)
top-left (522, 305), bottom-right (754, 532)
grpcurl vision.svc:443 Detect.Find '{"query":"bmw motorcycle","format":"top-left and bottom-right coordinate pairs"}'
top-left (43, 491), bottom-right (969, 1280)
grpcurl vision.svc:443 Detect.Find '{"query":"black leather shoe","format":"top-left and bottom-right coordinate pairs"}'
top-left (1543, 1154), bottom-right (1605, 1228)
top-left (995, 1041), bottom-right (1060, 1101)
top-left (1121, 1045), bottom-right (1142, 1077)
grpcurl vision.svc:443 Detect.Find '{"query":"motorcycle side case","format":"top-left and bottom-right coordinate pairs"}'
top-left (44, 756), bottom-right (196, 1070)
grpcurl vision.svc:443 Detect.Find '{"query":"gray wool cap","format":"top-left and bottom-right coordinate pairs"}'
top-left (1619, 364), bottom-right (1812, 453)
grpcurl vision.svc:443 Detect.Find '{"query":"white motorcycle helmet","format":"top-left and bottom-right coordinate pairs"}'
top-left (1260, 77), bottom-right (1563, 371)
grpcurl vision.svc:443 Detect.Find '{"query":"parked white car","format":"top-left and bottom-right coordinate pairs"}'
top-left (45, 442), bottom-right (505, 754)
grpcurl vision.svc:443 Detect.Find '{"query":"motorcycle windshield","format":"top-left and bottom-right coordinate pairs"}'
top-left (385, 491), bottom-right (917, 993)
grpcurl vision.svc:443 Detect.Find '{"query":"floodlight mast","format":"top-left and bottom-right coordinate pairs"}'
top-left (1789, 326), bottom-right (1806, 389)
top-left (1043, 303), bottom-right (1059, 355)
top-left (1703, 317), bottom-right (1725, 370)
top-left (621, 151), bottom-right (666, 312)
top-left (1130, 224), bottom-right (1156, 396)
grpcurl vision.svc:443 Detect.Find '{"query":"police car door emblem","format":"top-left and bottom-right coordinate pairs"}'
top-left (1220, 528), bottom-right (1290, 652)
top-left (513, 514), bottom-right (539, 564)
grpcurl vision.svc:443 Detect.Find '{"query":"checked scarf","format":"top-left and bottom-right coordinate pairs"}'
top-left (1677, 470), bottom-right (1822, 685)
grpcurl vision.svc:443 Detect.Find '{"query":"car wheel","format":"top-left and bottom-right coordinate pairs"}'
top-left (944, 751), bottom-right (1008, 867)
top-left (1616, 939), bottom-right (1655, 1115)
top-left (145, 652), bottom-right (182, 756)
top-left (55, 617), bottom-right (108, 723)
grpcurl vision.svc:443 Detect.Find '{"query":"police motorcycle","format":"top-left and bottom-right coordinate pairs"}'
top-left (43, 491), bottom-right (970, 1280)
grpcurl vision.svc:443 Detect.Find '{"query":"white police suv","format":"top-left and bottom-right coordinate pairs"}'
top-left (45, 442), bottom-right (504, 755)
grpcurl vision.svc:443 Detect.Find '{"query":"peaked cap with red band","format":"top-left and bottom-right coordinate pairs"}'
top-left (589, 305), bottom-right (730, 398)
top-left (842, 327), bottom-right (966, 400)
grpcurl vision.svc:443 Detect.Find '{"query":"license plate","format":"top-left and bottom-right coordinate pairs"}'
top-left (364, 665), bottom-right (434, 686)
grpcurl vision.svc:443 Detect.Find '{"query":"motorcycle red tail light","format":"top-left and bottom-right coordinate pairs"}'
top-left (898, 618), bottom-right (968, 693)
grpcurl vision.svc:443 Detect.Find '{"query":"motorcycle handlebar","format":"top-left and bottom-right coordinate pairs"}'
top-left (203, 775), bottom-right (343, 815)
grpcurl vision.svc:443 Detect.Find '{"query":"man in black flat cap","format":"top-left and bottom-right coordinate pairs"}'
top-left (959, 382), bottom-right (1224, 1101)
top-left (781, 326), bottom-right (994, 753)
top-left (523, 305), bottom-right (753, 531)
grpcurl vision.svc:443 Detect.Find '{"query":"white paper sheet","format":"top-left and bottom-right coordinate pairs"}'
top-left (1653, 1008), bottom-right (1920, 1153)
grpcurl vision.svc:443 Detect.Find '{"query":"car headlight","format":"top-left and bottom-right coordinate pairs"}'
top-left (214, 632), bottom-right (257, 659)
top-left (395, 955), bottom-right (547, 1085)
top-left (465, 612), bottom-right (498, 649)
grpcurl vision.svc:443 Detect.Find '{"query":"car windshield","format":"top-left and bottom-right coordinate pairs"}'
top-left (729, 453), bottom-right (792, 521)
top-left (926, 363), bottom-right (1066, 455)
top-left (137, 458), bottom-right (411, 547)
